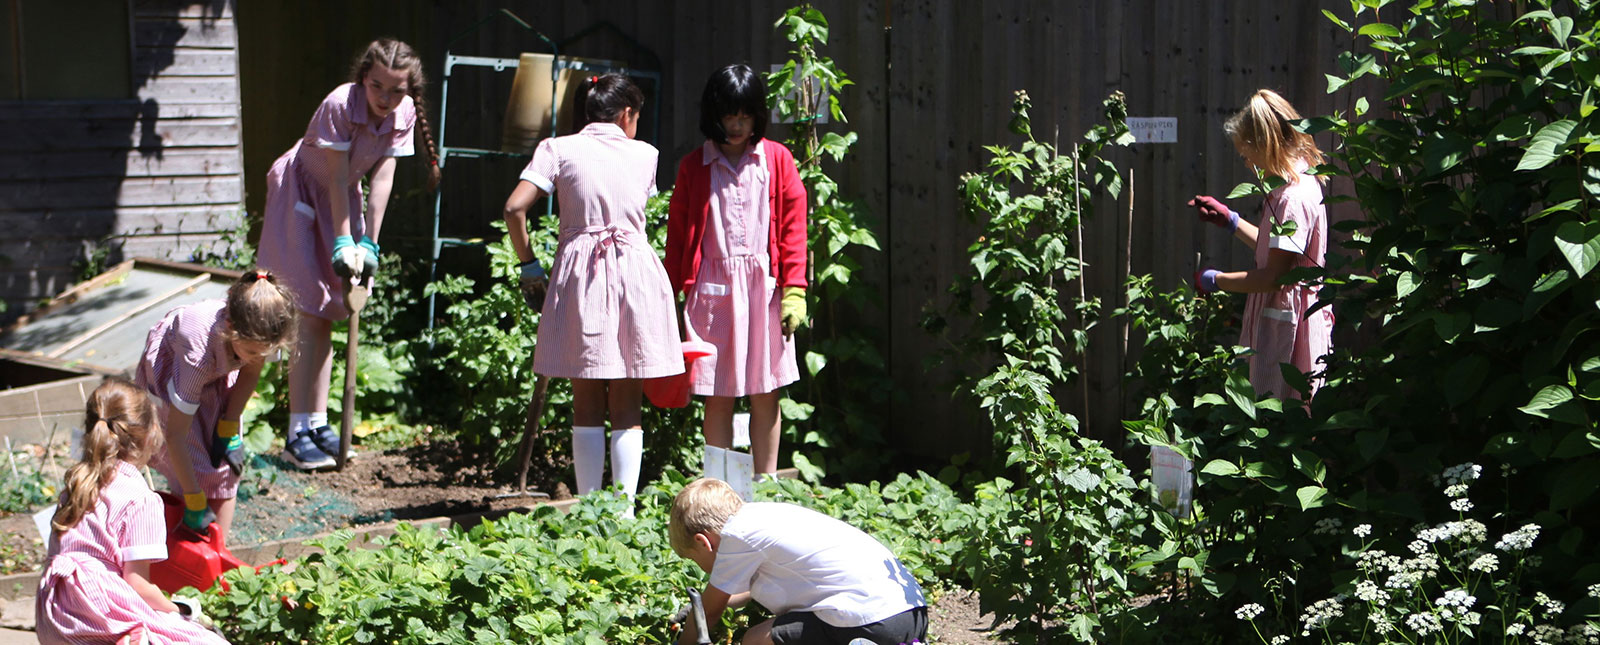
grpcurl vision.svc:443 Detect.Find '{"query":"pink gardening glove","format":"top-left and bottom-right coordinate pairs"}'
top-left (1188, 195), bottom-right (1240, 231)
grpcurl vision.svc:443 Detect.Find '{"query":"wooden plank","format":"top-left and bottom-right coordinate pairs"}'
top-left (133, 17), bottom-right (238, 50)
top-left (0, 147), bottom-right (243, 181)
top-left (132, 0), bottom-right (234, 20)
top-left (0, 261), bottom-right (135, 332)
top-left (0, 101), bottom-right (236, 120)
top-left (48, 273), bottom-right (211, 358)
top-left (0, 176), bottom-right (242, 211)
top-left (135, 76), bottom-right (241, 104)
top-left (0, 116), bottom-right (239, 152)
top-left (135, 48), bottom-right (238, 77)
top-left (0, 206), bottom-right (244, 238)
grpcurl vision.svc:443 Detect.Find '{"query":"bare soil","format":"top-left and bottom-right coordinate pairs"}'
top-left (927, 587), bottom-right (1007, 644)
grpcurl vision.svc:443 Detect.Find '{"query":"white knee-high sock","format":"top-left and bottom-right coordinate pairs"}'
top-left (702, 445), bottom-right (727, 482)
top-left (609, 429), bottom-right (643, 500)
top-left (572, 426), bottom-right (606, 495)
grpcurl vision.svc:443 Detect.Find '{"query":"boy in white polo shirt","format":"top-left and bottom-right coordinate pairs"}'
top-left (669, 478), bottom-right (928, 645)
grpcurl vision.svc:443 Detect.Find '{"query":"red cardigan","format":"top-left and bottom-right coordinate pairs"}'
top-left (665, 139), bottom-right (808, 295)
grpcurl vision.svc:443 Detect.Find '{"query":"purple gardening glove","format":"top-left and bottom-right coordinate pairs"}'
top-left (1188, 195), bottom-right (1240, 232)
top-left (1194, 268), bottom-right (1222, 295)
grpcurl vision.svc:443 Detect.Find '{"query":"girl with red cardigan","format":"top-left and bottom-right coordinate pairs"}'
top-left (666, 64), bottom-right (808, 483)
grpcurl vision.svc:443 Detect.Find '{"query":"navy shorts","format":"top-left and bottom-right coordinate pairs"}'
top-left (769, 607), bottom-right (929, 645)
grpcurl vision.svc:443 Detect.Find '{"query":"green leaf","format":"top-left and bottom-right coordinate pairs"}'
top-left (1227, 181), bottom-right (1264, 199)
top-left (1224, 371), bottom-right (1257, 420)
top-left (1357, 22), bottom-right (1400, 38)
top-left (805, 351), bottom-right (828, 376)
top-left (1554, 220), bottom-right (1600, 278)
top-left (1553, 16), bottom-right (1574, 46)
top-left (1296, 486), bottom-right (1327, 510)
top-left (1524, 198), bottom-right (1583, 223)
top-left (1520, 384), bottom-right (1575, 419)
top-left (1201, 459), bottom-right (1240, 477)
top-left (1396, 271), bottom-right (1422, 299)
top-left (1422, 132), bottom-right (1471, 177)
top-left (1516, 119), bottom-right (1578, 171)
top-left (1487, 114), bottom-right (1538, 142)
top-left (1322, 9), bottom-right (1351, 30)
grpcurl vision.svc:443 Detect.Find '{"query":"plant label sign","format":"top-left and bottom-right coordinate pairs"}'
top-left (1127, 117), bottom-right (1178, 143)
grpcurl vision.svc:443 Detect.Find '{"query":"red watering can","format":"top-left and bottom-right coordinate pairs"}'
top-left (148, 492), bottom-right (250, 594)
top-left (644, 340), bottom-right (716, 408)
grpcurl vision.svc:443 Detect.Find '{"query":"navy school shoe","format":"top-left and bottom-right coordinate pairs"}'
top-left (308, 425), bottom-right (354, 460)
top-left (280, 429), bottom-right (335, 471)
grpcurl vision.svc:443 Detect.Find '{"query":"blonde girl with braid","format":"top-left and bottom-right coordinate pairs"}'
top-left (257, 38), bottom-right (440, 470)
top-left (138, 269), bottom-right (297, 542)
top-left (36, 378), bottom-right (229, 644)
top-left (1188, 89), bottom-right (1334, 400)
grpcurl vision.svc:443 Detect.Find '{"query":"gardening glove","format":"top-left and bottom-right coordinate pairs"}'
top-left (358, 236), bottom-right (381, 279)
top-left (210, 419), bottom-right (246, 475)
top-left (518, 260), bottom-right (548, 312)
top-left (1188, 195), bottom-right (1240, 232)
top-left (780, 286), bottom-right (806, 337)
top-left (331, 235), bottom-right (367, 279)
top-left (182, 492), bottom-right (214, 536)
top-left (1194, 268), bottom-right (1222, 296)
top-left (171, 595), bottom-right (214, 628)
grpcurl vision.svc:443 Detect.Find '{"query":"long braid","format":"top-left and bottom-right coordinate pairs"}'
top-left (411, 89), bottom-right (441, 192)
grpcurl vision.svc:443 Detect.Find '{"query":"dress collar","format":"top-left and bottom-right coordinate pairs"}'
top-left (700, 138), bottom-right (766, 168)
top-left (347, 83), bottom-right (398, 135)
top-left (581, 122), bottom-right (627, 139)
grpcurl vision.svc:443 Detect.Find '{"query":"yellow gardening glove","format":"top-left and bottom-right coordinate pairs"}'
top-left (182, 492), bottom-right (212, 533)
top-left (780, 287), bottom-right (807, 337)
top-left (216, 420), bottom-right (238, 438)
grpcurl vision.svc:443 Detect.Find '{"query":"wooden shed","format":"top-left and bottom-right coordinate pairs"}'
top-left (0, 0), bottom-right (245, 322)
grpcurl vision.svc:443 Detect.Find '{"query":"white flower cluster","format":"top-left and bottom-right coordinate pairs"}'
top-left (1358, 550), bottom-right (1401, 574)
top-left (1236, 603), bottom-right (1265, 621)
top-left (1533, 591), bottom-right (1565, 617)
top-left (1444, 483), bottom-right (1469, 498)
top-left (1441, 462), bottom-right (1482, 486)
top-left (1417, 519), bottom-right (1488, 545)
top-left (1507, 623), bottom-right (1527, 636)
top-left (1300, 596), bottom-right (1345, 635)
top-left (1270, 636), bottom-right (1289, 645)
top-left (1369, 612), bottom-right (1395, 634)
top-left (1435, 588), bottom-right (1475, 616)
top-left (1355, 580), bottom-right (1390, 606)
top-left (1352, 523), bottom-right (1372, 538)
top-left (1409, 540), bottom-right (1429, 555)
top-left (1495, 523), bottom-right (1541, 552)
top-left (1567, 623), bottom-right (1600, 643)
top-left (1588, 582), bottom-right (1600, 599)
top-left (1450, 498), bottom-right (1474, 512)
top-left (1314, 517), bottom-right (1344, 536)
top-left (1468, 553), bottom-right (1498, 573)
top-left (1531, 623), bottom-right (1564, 644)
top-left (1406, 612), bottom-right (1443, 635)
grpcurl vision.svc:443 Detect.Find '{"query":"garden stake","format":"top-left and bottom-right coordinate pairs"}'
top-left (337, 275), bottom-right (370, 471)
top-left (1071, 149), bottom-right (1091, 431)
top-left (688, 588), bottom-right (712, 645)
top-left (497, 374), bottom-right (552, 501)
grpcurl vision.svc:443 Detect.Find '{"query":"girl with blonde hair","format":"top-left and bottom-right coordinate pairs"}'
top-left (1189, 89), bottom-right (1334, 400)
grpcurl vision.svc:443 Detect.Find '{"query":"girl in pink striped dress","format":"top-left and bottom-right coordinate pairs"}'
top-left (1189, 89), bottom-right (1335, 400)
top-left (503, 73), bottom-right (681, 508)
top-left (138, 270), bottom-right (296, 543)
top-left (665, 64), bottom-right (809, 480)
top-left (37, 378), bottom-right (229, 644)
top-left (256, 38), bottom-right (440, 471)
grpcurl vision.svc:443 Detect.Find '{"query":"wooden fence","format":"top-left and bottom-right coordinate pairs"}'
top-left (234, 0), bottom-right (1374, 458)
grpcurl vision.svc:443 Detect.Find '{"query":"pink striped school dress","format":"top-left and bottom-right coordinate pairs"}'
top-left (258, 83), bottom-right (415, 320)
top-left (136, 299), bottom-right (243, 499)
top-left (36, 461), bottom-right (229, 644)
top-left (686, 140), bottom-right (799, 397)
top-left (525, 122), bottom-right (682, 380)
top-left (1240, 160), bottom-right (1334, 400)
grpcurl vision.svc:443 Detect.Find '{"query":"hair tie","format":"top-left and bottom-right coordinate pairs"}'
top-left (589, 75), bottom-right (599, 84)
top-left (254, 269), bottom-right (269, 281)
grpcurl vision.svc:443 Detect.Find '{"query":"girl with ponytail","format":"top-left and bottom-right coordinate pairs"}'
top-left (36, 378), bottom-right (229, 644)
top-left (138, 270), bottom-right (296, 541)
top-left (1187, 89), bottom-right (1334, 400)
top-left (257, 37), bottom-right (438, 471)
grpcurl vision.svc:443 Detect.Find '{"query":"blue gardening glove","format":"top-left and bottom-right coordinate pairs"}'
top-left (182, 493), bottom-right (214, 535)
top-left (1188, 195), bottom-right (1240, 232)
top-left (331, 235), bottom-right (366, 279)
top-left (358, 236), bottom-right (380, 279)
top-left (1194, 268), bottom-right (1222, 295)
top-left (518, 260), bottom-right (547, 312)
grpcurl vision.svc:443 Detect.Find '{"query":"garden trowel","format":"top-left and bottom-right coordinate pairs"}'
top-left (337, 275), bottom-right (369, 471)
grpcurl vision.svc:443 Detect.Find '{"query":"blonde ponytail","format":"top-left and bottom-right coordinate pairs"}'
top-left (50, 379), bottom-right (161, 533)
top-left (1224, 89), bottom-right (1326, 185)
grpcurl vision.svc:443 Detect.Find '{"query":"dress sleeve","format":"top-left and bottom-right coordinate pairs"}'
top-left (707, 533), bottom-right (762, 596)
top-left (1267, 188), bottom-right (1316, 257)
top-left (665, 155), bottom-right (695, 293)
top-left (772, 143), bottom-right (809, 288)
top-left (308, 87), bottom-right (356, 152)
top-left (519, 138), bottom-right (560, 194)
top-left (117, 490), bottom-right (169, 564)
top-left (164, 313), bottom-right (216, 416)
top-left (388, 97), bottom-right (417, 158)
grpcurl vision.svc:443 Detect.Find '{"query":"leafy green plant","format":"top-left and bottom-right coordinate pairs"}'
top-left (766, 5), bottom-right (892, 480)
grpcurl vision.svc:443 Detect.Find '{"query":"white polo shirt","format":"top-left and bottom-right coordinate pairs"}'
top-left (708, 503), bottom-right (926, 627)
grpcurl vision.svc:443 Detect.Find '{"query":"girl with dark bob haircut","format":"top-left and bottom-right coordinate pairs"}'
top-left (666, 63), bottom-right (810, 499)
top-left (698, 63), bottom-right (768, 144)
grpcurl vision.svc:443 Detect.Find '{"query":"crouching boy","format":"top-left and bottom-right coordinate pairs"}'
top-left (669, 478), bottom-right (929, 645)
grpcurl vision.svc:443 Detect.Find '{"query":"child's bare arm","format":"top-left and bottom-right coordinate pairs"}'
top-left (123, 560), bottom-right (178, 613)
